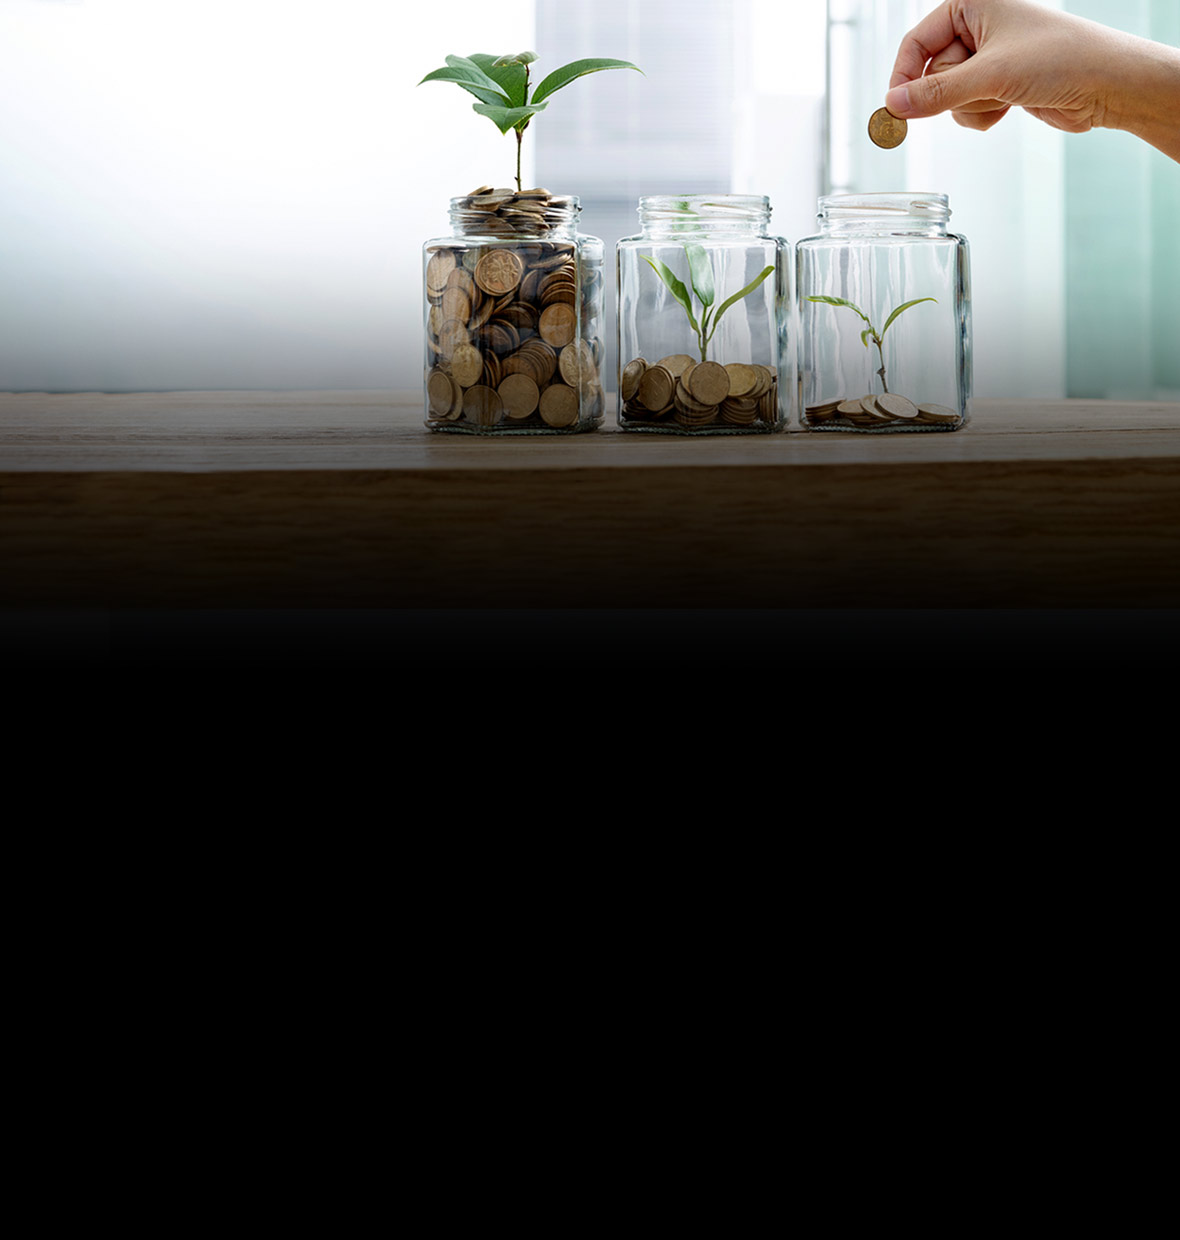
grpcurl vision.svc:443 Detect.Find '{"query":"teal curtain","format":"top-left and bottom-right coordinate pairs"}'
top-left (1066, 2), bottom-right (1179, 398)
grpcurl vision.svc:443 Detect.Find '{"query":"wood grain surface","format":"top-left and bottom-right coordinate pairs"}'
top-left (3, 390), bottom-right (1179, 609)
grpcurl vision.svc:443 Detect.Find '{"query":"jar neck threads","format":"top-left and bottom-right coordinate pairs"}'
top-left (818, 192), bottom-right (950, 236)
top-left (638, 194), bottom-right (772, 238)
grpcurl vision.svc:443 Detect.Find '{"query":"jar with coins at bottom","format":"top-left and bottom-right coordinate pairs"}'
top-left (615, 195), bottom-right (791, 433)
top-left (797, 192), bottom-right (971, 432)
top-left (423, 189), bottom-right (605, 434)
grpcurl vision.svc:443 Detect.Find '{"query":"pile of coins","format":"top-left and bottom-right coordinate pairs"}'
top-left (805, 391), bottom-right (959, 429)
top-left (620, 354), bottom-right (779, 431)
top-left (450, 185), bottom-right (582, 234)
top-left (424, 188), bottom-right (603, 432)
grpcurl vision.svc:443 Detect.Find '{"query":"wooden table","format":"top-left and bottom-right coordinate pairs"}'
top-left (2, 390), bottom-right (1179, 614)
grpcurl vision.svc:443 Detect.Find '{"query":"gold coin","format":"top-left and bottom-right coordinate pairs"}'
top-left (440, 285), bottom-right (472, 324)
top-left (638, 364), bottom-right (675, 412)
top-left (462, 384), bottom-right (503, 427)
top-left (724, 362), bottom-right (758, 397)
top-left (918, 402), bottom-right (958, 423)
top-left (474, 248), bottom-right (524, 296)
top-left (721, 396), bottom-right (759, 425)
top-left (747, 365), bottom-right (774, 399)
top-left (687, 360), bottom-right (730, 406)
top-left (674, 378), bottom-right (716, 415)
top-left (427, 368), bottom-right (461, 418)
top-left (538, 302), bottom-right (577, 348)
top-left (559, 339), bottom-right (597, 388)
top-left (875, 393), bottom-right (920, 419)
top-left (450, 343), bottom-right (484, 388)
top-left (498, 373), bottom-right (540, 419)
top-left (620, 357), bottom-right (647, 401)
top-left (481, 350), bottom-right (502, 388)
top-left (539, 382), bottom-right (579, 427)
top-left (436, 318), bottom-right (470, 361)
top-left (868, 106), bottom-right (907, 149)
top-left (425, 249), bottom-right (457, 296)
top-left (445, 265), bottom-right (477, 296)
top-left (656, 354), bottom-right (695, 380)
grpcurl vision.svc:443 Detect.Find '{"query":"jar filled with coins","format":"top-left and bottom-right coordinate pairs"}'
top-left (615, 195), bottom-right (790, 433)
top-left (797, 192), bottom-right (971, 432)
top-left (423, 188), bottom-right (605, 433)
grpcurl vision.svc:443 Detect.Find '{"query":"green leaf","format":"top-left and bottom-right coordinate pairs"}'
top-left (530, 57), bottom-right (642, 105)
top-left (472, 102), bottom-right (548, 134)
top-left (880, 297), bottom-right (937, 337)
top-left (684, 243), bottom-right (715, 308)
top-left (860, 328), bottom-right (872, 348)
top-left (806, 294), bottom-right (871, 326)
top-left (469, 53), bottom-right (529, 108)
top-left (641, 256), bottom-right (699, 334)
top-left (708, 266), bottom-right (775, 339)
top-left (492, 51), bottom-right (538, 65)
top-left (419, 58), bottom-right (511, 108)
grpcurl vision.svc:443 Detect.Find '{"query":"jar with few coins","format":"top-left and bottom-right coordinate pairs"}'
top-left (423, 189), bottom-right (605, 433)
top-left (797, 192), bottom-right (971, 432)
top-left (615, 195), bottom-right (791, 433)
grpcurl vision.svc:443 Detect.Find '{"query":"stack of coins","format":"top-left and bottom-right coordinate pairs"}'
top-left (805, 392), bottom-right (959, 429)
top-left (620, 354), bottom-right (779, 431)
top-left (424, 188), bottom-right (604, 432)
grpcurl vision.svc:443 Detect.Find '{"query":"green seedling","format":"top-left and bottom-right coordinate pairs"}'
top-left (419, 52), bottom-right (642, 192)
top-left (807, 295), bottom-right (936, 393)
top-left (644, 244), bottom-right (775, 364)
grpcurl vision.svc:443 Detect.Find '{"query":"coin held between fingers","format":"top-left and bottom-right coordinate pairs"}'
top-left (868, 106), bottom-right (907, 148)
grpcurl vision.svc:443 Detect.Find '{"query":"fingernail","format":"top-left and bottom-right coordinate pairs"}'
top-left (885, 85), bottom-right (911, 116)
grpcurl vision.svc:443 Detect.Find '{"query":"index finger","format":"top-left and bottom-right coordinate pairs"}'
top-left (890, 4), bottom-right (965, 87)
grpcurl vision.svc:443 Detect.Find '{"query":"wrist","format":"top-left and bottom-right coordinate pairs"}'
top-left (1101, 32), bottom-right (1180, 161)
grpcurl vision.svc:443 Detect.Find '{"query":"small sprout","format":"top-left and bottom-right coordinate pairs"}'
top-left (806, 295), bottom-right (936, 393)
top-left (644, 244), bottom-right (775, 364)
top-left (420, 52), bottom-right (642, 191)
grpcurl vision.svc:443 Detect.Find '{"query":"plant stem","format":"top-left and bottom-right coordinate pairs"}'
top-left (873, 335), bottom-right (889, 392)
top-left (513, 65), bottom-right (528, 192)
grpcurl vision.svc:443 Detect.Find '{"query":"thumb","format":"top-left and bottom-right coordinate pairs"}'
top-left (885, 61), bottom-right (992, 118)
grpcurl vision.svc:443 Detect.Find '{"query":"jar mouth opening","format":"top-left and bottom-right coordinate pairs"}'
top-left (449, 191), bottom-right (581, 237)
top-left (449, 193), bottom-right (580, 210)
top-left (819, 191), bottom-right (949, 220)
top-left (639, 193), bottom-right (771, 220)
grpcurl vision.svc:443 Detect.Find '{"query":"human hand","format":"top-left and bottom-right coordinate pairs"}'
top-left (884, 0), bottom-right (1180, 160)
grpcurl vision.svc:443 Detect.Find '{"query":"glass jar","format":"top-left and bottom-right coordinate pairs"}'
top-left (797, 192), bottom-right (971, 432)
top-left (423, 190), bottom-right (605, 434)
top-left (615, 195), bottom-right (791, 433)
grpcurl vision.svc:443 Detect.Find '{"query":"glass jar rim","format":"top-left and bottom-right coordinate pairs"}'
top-left (640, 193), bottom-right (771, 217)
top-left (818, 191), bottom-right (950, 220)
top-left (448, 191), bottom-right (581, 238)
